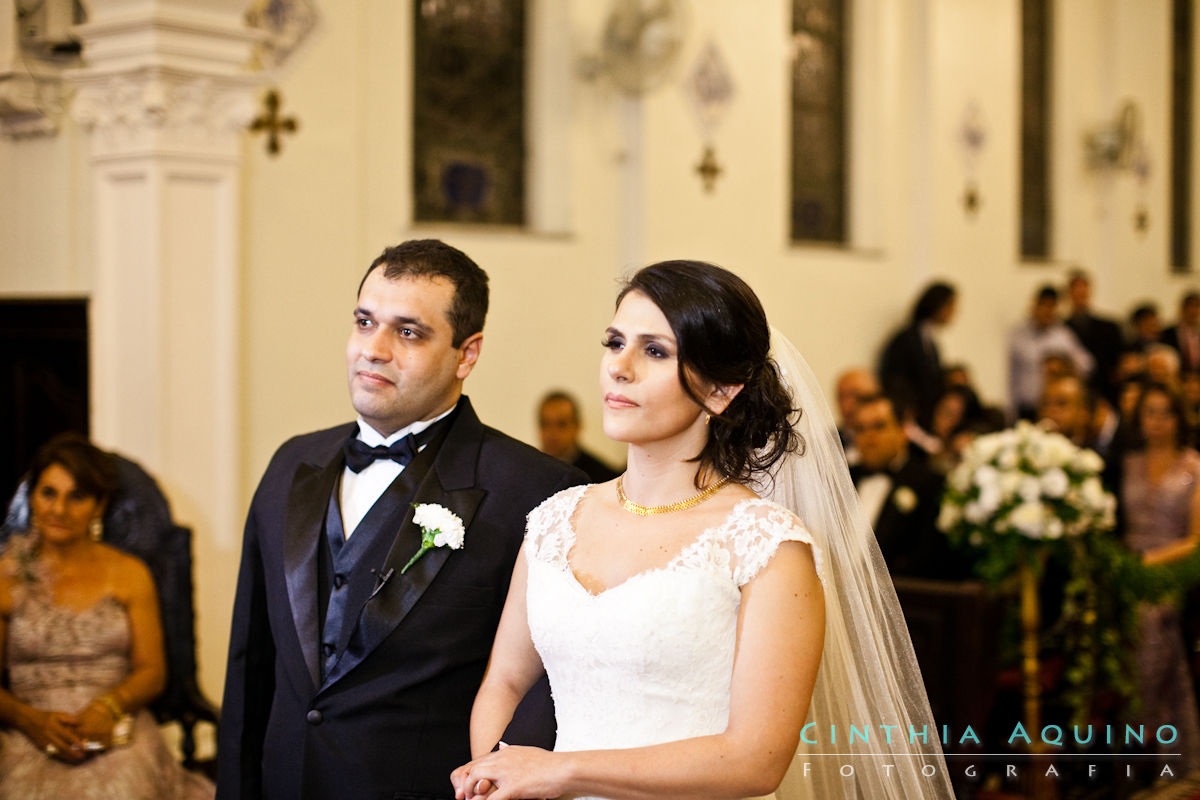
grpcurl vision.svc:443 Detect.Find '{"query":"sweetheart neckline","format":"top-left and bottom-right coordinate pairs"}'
top-left (559, 487), bottom-right (767, 598)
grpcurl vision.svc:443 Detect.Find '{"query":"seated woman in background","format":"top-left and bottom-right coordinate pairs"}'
top-left (0, 433), bottom-right (213, 799)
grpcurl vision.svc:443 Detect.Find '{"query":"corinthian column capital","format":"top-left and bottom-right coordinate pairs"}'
top-left (68, 0), bottom-right (263, 159)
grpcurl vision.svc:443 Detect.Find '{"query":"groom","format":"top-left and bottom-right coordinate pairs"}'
top-left (217, 239), bottom-right (586, 799)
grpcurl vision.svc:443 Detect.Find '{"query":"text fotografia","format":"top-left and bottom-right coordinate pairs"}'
top-left (799, 722), bottom-right (1180, 749)
top-left (796, 723), bottom-right (1184, 783)
top-left (795, 762), bottom-right (1181, 781)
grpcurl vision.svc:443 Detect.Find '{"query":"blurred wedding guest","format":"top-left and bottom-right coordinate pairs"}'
top-left (537, 390), bottom-right (620, 483)
top-left (878, 281), bottom-right (957, 428)
top-left (930, 386), bottom-right (973, 446)
top-left (1163, 292), bottom-right (1200, 373)
top-left (1119, 377), bottom-right (1147, 418)
top-left (1121, 383), bottom-right (1200, 773)
top-left (928, 386), bottom-right (977, 475)
top-left (941, 363), bottom-right (974, 391)
top-left (1041, 351), bottom-right (1079, 387)
top-left (1114, 377), bottom-right (1149, 455)
top-left (1182, 371), bottom-right (1200, 436)
top-left (849, 395), bottom-right (958, 578)
top-left (834, 367), bottom-right (880, 464)
top-left (1065, 270), bottom-right (1124, 403)
top-left (0, 433), bottom-right (213, 799)
top-left (1008, 285), bottom-right (1093, 421)
top-left (1038, 376), bottom-right (1093, 447)
top-left (1145, 343), bottom-right (1182, 390)
top-left (1128, 303), bottom-right (1164, 353)
top-left (1036, 374), bottom-right (1122, 471)
top-left (1117, 348), bottom-right (1148, 386)
top-left (1089, 394), bottom-right (1123, 464)
top-left (939, 363), bottom-right (1007, 428)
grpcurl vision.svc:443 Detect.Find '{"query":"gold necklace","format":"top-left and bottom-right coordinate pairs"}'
top-left (615, 475), bottom-right (731, 516)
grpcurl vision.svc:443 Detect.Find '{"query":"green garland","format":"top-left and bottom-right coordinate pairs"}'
top-left (948, 514), bottom-right (1200, 726)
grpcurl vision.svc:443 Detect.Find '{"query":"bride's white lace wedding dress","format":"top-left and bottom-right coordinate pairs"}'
top-left (523, 485), bottom-right (813, 788)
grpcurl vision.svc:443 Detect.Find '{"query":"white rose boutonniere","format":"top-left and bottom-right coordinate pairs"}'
top-left (892, 486), bottom-right (918, 514)
top-left (403, 503), bottom-right (466, 573)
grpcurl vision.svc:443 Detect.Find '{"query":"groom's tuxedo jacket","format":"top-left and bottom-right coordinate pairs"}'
top-left (217, 397), bottom-right (586, 800)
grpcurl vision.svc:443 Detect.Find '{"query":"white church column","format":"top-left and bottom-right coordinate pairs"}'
top-left (68, 0), bottom-right (260, 701)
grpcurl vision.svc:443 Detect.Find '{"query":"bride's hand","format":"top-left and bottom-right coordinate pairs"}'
top-left (452, 745), bottom-right (563, 800)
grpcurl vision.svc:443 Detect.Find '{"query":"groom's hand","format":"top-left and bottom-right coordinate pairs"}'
top-left (450, 762), bottom-right (494, 800)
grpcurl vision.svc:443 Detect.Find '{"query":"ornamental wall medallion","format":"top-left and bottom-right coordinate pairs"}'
top-left (245, 0), bottom-right (320, 72)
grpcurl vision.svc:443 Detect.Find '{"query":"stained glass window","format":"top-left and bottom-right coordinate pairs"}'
top-left (790, 0), bottom-right (847, 244)
top-left (1019, 0), bottom-right (1052, 260)
top-left (413, 0), bottom-right (526, 226)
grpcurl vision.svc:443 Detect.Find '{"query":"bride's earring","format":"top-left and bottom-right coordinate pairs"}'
top-left (89, 517), bottom-right (103, 542)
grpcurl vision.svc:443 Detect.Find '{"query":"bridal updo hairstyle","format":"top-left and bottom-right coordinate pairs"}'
top-left (618, 260), bottom-right (801, 486)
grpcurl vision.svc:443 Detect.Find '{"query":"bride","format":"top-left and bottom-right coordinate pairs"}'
top-left (452, 260), bottom-right (953, 800)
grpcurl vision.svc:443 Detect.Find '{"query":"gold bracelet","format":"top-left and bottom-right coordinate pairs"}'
top-left (92, 693), bottom-right (124, 720)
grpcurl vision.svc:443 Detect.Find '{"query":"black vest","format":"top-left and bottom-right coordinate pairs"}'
top-left (316, 421), bottom-right (451, 681)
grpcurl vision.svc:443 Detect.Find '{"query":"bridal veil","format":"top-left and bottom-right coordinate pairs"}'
top-left (758, 330), bottom-right (956, 799)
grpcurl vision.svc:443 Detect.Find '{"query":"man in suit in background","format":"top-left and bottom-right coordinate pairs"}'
top-left (1064, 270), bottom-right (1124, 405)
top-left (849, 395), bottom-right (959, 579)
top-left (536, 389), bottom-right (620, 483)
top-left (217, 240), bottom-right (585, 800)
top-left (1163, 291), bottom-right (1200, 374)
top-left (834, 367), bottom-right (880, 465)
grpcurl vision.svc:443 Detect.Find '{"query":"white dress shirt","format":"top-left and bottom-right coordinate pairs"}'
top-left (339, 407), bottom-right (455, 538)
top-left (856, 473), bottom-right (892, 528)
top-left (1008, 321), bottom-right (1094, 413)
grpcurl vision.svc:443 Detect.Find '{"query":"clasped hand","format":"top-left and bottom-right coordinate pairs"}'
top-left (451, 743), bottom-right (564, 800)
top-left (27, 704), bottom-right (115, 763)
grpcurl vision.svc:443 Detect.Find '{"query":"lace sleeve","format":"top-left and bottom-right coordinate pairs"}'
top-left (523, 484), bottom-right (588, 567)
top-left (726, 500), bottom-right (823, 588)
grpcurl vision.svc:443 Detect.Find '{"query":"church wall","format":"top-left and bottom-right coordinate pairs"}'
top-left (0, 126), bottom-right (89, 294)
top-left (0, 0), bottom-right (1196, 713)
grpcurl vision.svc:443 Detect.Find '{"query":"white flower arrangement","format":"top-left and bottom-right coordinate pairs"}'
top-left (940, 422), bottom-right (1116, 571)
top-left (940, 421), bottom-right (1139, 727)
top-left (403, 503), bottom-right (466, 573)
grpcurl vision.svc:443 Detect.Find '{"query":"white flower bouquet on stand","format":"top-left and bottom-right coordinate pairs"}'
top-left (940, 421), bottom-right (1116, 575)
top-left (939, 420), bottom-right (1120, 735)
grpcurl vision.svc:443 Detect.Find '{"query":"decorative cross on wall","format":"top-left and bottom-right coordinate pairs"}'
top-left (685, 41), bottom-right (735, 193)
top-left (249, 90), bottom-right (298, 156)
top-left (695, 146), bottom-right (722, 193)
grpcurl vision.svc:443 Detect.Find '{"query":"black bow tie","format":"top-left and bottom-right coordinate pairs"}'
top-left (343, 435), bottom-right (419, 473)
top-left (343, 416), bottom-right (452, 474)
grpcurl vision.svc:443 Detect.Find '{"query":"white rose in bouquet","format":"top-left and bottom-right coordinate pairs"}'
top-left (1040, 468), bottom-right (1070, 499)
top-left (1011, 501), bottom-right (1047, 538)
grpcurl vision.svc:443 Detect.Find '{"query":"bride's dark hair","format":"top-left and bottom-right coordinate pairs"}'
top-left (618, 260), bottom-right (801, 486)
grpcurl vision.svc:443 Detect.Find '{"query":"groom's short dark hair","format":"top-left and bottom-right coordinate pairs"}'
top-left (360, 239), bottom-right (490, 347)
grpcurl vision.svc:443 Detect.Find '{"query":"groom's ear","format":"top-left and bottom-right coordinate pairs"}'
top-left (705, 383), bottom-right (744, 416)
top-left (456, 333), bottom-right (483, 380)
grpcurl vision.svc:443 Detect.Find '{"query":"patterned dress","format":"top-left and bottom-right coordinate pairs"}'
top-left (0, 551), bottom-right (213, 799)
top-left (1122, 449), bottom-right (1200, 774)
